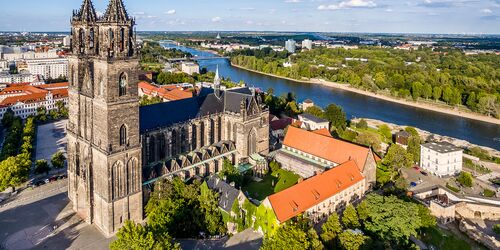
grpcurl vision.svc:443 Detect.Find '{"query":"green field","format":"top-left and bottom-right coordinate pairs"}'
top-left (420, 226), bottom-right (472, 250)
top-left (242, 169), bottom-right (300, 201)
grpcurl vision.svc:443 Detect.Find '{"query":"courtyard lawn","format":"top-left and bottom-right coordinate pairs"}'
top-left (420, 226), bottom-right (471, 250)
top-left (242, 169), bottom-right (300, 201)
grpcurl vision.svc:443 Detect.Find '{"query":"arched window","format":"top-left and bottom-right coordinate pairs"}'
top-left (120, 28), bottom-right (125, 52)
top-left (119, 124), bottom-right (127, 146)
top-left (79, 28), bottom-right (85, 54)
top-left (191, 124), bottom-right (198, 151)
top-left (248, 130), bottom-right (257, 155)
top-left (119, 73), bottom-right (127, 96)
top-left (108, 28), bottom-right (114, 57)
top-left (89, 28), bottom-right (95, 49)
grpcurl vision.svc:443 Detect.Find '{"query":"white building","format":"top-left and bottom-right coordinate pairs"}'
top-left (26, 58), bottom-right (68, 80)
top-left (263, 160), bottom-right (365, 224)
top-left (63, 36), bottom-right (71, 47)
top-left (181, 62), bottom-right (200, 75)
top-left (420, 142), bottom-right (463, 177)
top-left (0, 60), bottom-right (9, 71)
top-left (0, 90), bottom-right (68, 120)
top-left (302, 39), bottom-right (313, 50)
top-left (0, 73), bottom-right (35, 84)
top-left (298, 113), bottom-right (329, 131)
top-left (285, 39), bottom-right (296, 53)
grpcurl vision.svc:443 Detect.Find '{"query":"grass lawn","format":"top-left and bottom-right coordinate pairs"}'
top-left (420, 226), bottom-right (471, 250)
top-left (242, 169), bottom-right (300, 201)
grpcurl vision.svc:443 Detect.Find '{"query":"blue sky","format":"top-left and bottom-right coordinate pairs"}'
top-left (1, 0), bottom-right (499, 34)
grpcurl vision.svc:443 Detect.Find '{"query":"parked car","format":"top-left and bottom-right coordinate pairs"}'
top-left (413, 166), bottom-right (420, 171)
top-left (410, 182), bottom-right (418, 187)
top-left (421, 171), bottom-right (428, 176)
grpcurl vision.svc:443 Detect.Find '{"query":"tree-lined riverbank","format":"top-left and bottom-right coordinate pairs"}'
top-left (231, 63), bottom-right (500, 125)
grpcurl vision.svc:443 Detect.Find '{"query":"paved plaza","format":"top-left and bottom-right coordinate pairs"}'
top-left (35, 120), bottom-right (68, 162)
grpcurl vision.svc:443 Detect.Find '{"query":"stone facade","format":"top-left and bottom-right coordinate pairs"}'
top-left (67, 0), bottom-right (143, 237)
top-left (68, 0), bottom-right (269, 237)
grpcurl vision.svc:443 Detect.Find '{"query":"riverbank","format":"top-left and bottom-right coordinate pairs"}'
top-left (231, 63), bottom-right (500, 126)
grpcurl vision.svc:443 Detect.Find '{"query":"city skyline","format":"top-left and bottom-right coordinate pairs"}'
top-left (0, 0), bottom-right (499, 34)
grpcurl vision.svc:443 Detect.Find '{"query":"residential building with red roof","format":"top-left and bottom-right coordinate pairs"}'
top-left (0, 83), bottom-right (68, 119)
top-left (138, 81), bottom-right (193, 102)
top-left (262, 160), bottom-right (365, 224)
top-left (275, 126), bottom-right (377, 189)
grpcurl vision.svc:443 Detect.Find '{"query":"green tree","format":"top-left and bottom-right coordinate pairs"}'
top-left (422, 83), bottom-right (433, 100)
top-left (219, 160), bottom-right (242, 187)
top-left (432, 86), bottom-right (442, 101)
top-left (304, 106), bottom-right (324, 118)
top-left (321, 213), bottom-right (343, 249)
top-left (342, 205), bottom-right (361, 229)
top-left (36, 106), bottom-right (48, 122)
top-left (198, 182), bottom-right (226, 235)
top-left (477, 94), bottom-right (498, 118)
top-left (411, 82), bottom-right (423, 100)
top-left (338, 230), bottom-right (368, 250)
top-left (354, 131), bottom-right (381, 152)
top-left (359, 194), bottom-right (422, 244)
top-left (269, 161), bottom-right (281, 173)
top-left (466, 92), bottom-right (477, 110)
top-left (35, 159), bottom-right (50, 175)
top-left (404, 127), bottom-right (419, 138)
top-left (324, 104), bottom-right (347, 131)
top-left (110, 220), bottom-right (180, 250)
top-left (417, 204), bottom-right (436, 229)
top-left (1, 109), bottom-right (15, 128)
top-left (381, 144), bottom-right (413, 181)
top-left (356, 119), bottom-right (368, 129)
top-left (0, 156), bottom-right (31, 191)
top-left (407, 136), bottom-right (421, 164)
top-left (457, 172), bottom-right (473, 187)
top-left (51, 151), bottom-right (66, 169)
top-left (378, 124), bottom-right (392, 141)
top-left (262, 222), bottom-right (322, 250)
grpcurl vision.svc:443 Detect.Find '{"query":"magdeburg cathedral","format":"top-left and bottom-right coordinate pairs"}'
top-left (67, 0), bottom-right (269, 236)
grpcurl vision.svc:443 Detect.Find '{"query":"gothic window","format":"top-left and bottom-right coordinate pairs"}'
top-left (89, 28), bottom-right (95, 49)
top-left (191, 124), bottom-right (198, 151)
top-left (79, 28), bottom-right (85, 54)
top-left (108, 28), bottom-right (114, 57)
top-left (248, 129), bottom-right (257, 155)
top-left (120, 28), bottom-right (125, 52)
top-left (112, 161), bottom-right (125, 200)
top-left (127, 158), bottom-right (138, 193)
top-left (227, 121), bottom-right (231, 141)
top-left (171, 130), bottom-right (177, 156)
top-left (128, 28), bottom-right (134, 56)
top-left (119, 73), bottom-right (127, 96)
top-left (200, 122), bottom-right (206, 147)
top-left (158, 135), bottom-right (166, 160)
top-left (119, 124), bottom-right (127, 146)
top-left (210, 119), bottom-right (215, 145)
top-left (217, 117), bottom-right (222, 142)
top-left (181, 127), bottom-right (189, 153)
top-left (233, 123), bottom-right (238, 143)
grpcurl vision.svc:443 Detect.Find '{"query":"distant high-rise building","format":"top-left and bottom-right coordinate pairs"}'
top-left (302, 39), bottom-right (313, 50)
top-left (216, 33), bottom-right (221, 40)
top-left (63, 35), bottom-right (71, 47)
top-left (285, 39), bottom-right (296, 53)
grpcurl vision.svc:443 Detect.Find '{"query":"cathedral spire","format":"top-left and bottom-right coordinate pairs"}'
top-left (102, 0), bottom-right (130, 22)
top-left (73, 0), bottom-right (97, 23)
top-left (214, 65), bottom-right (221, 98)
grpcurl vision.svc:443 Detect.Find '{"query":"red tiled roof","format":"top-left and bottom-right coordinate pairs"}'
top-left (138, 81), bottom-right (193, 101)
top-left (268, 160), bottom-right (364, 223)
top-left (0, 85), bottom-right (47, 95)
top-left (1, 89), bottom-right (68, 106)
top-left (37, 82), bottom-right (69, 90)
top-left (283, 126), bottom-right (372, 172)
top-left (312, 128), bottom-right (332, 137)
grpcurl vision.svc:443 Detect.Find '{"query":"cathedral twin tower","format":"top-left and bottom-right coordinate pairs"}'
top-left (67, 0), bottom-right (143, 236)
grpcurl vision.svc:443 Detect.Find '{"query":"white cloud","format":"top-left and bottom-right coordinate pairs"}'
top-left (481, 8), bottom-right (492, 14)
top-left (285, 0), bottom-right (302, 3)
top-left (318, 0), bottom-right (377, 10)
top-left (133, 12), bottom-right (145, 15)
top-left (211, 16), bottom-right (221, 22)
top-left (166, 9), bottom-right (176, 15)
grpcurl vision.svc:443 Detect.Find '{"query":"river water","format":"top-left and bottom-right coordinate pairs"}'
top-left (161, 42), bottom-right (500, 150)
